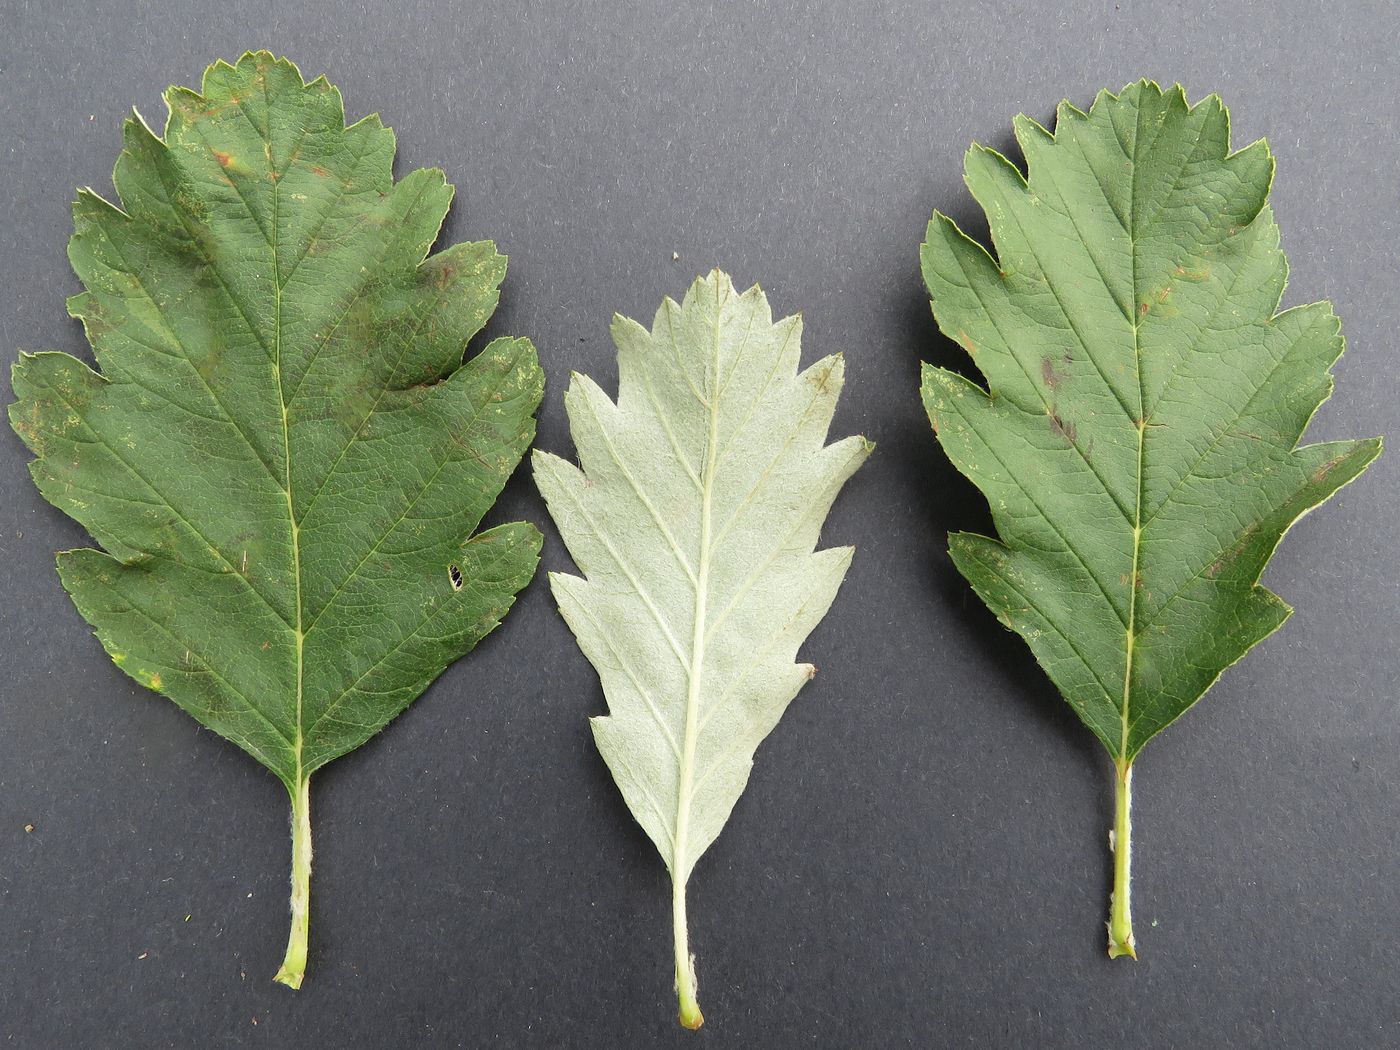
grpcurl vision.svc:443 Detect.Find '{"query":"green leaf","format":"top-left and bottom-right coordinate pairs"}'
top-left (8, 52), bottom-right (544, 987)
top-left (534, 270), bottom-right (870, 1027)
top-left (921, 81), bottom-right (1381, 959)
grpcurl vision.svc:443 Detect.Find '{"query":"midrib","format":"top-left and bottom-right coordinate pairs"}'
top-left (267, 138), bottom-right (306, 786)
top-left (1122, 337), bottom-right (1144, 761)
top-left (673, 290), bottom-right (724, 879)
top-left (1120, 105), bottom-right (1148, 762)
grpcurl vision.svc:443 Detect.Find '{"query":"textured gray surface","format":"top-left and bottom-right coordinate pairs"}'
top-left (1, 1), bottom-right (1396, 1046)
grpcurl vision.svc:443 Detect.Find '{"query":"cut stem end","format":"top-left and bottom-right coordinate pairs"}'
top-left (273, 960), bottom-right (306, 991)
top-left (678, 993), bottom-right (704, 1031)
top-left (274, 774), bottom-right (312, 989)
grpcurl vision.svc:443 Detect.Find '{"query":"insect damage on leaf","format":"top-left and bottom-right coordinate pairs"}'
top-left (534, 270), bottom-right (871, 1028)
top-left (8, 52), bottom-right (544, 988)
top-left (919, 81), bottom-right (1380, 960)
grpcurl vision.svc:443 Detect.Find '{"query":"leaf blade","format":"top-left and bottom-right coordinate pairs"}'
top-left (923, 81), bottom-right (1380, 763)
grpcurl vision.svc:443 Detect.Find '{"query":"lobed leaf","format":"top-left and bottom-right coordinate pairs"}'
top-left (9, 51), bottom-right (543, 984)
top-left (921, 81), bottom-right (1380, 762)
top-left (535, 269), bottom-right (870, 1025)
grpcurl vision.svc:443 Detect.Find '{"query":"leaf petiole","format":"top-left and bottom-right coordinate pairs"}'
top-left (274, 774), bottom-right (313, 989)
top-left (673, 876), bottom-right (703, 1029)
top-left (1107, 760), bottom-right (1136, 960)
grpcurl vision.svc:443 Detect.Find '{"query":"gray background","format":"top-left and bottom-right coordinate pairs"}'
top-left (1, 0), bottom-right (1395, 1046)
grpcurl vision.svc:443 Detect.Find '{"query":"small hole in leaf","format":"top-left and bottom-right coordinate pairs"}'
top-left (448, 563), bottom-right (463, 591)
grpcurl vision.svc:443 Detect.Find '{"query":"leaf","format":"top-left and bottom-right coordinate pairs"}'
top-left (920, 81), bottom-right (1381, 959)
top-left (8, 52), bottom-right (544, 987)
top-left (534, 270), bottom-right (870, 1027)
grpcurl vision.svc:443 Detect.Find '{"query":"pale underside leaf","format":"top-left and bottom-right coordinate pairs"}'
top-left (535, 270), bottom-right (870, 882)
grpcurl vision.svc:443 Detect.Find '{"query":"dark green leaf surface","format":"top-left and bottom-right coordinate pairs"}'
top-left (921, 82), bottom-right (1380, 763)
top-left (9, 52), bottom-right (542, 983)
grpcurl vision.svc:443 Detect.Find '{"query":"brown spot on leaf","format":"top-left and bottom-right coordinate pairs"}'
top-left (1041, 357), bottom-right (1062, 390)
top-left (212, 150), bottom-right (233, 168)
top-left (1049, 410), bottom-right (1077, 444)
top-left (311, 165), bottom-right (328, 177)
top-left (432, 262), bottom-right (459, 290)
top-left (1311, 455), bottom-right (1346, 484)
top-left (1210, 523), bottom-right (1261, 579)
